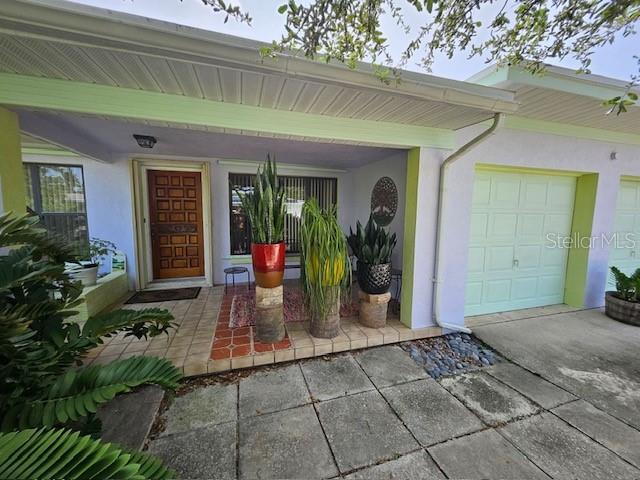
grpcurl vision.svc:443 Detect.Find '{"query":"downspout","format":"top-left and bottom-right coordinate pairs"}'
top-left (432, 112), bottom-right (505, 333)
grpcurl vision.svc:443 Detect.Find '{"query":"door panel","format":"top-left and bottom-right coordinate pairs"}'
top-left (465, 170), bottom-right (576, 316)
top-left (148, 170), bottom-right (204, 279)
top-left (608, 180), bottom-right (640, 288)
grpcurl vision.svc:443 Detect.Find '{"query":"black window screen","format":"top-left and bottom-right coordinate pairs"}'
top-left (24, 163), bottom-right (89, 256)
top-left (229, 173), bottom-right (337, 255)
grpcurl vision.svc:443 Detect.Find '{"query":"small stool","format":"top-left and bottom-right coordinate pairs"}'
top-left (224, 266), bottom-right (250, 293)
top-left (391, 268), bottom-right (402, 313)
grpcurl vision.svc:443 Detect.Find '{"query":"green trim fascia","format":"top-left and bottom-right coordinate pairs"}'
top-left (564, 173), bottom-right (598, 307)
top-left (472, 66), bottom-right (630, 101)
top-left (400, 148), bottom-right (420, 328)
top-left (21, 147), bottom-right (79, 157)
top-left (0, 107), bottom-right (27, 214)
top-left (0, 73), bottom-right (454, 149)
top-left (504, 116), bottom-right (640, 146)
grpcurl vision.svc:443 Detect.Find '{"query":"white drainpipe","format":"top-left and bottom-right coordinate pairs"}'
top-left (432, 113), bottom-right (505, 333)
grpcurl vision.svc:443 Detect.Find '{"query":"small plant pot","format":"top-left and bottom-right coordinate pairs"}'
top-left (251, 242), bottom-right (285, 288)
top-left (309, 289), bottom-right (340, 339)
top-left (358, 291), bottom-right (391, 328)
top-left (605, 291), bottom-right (640, 326)
top-left (357, 261), bottom-right (392, 294)
top-left (69, 265), bottom-right (99, 287)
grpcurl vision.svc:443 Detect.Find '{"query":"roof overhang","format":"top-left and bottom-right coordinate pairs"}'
top-left (0, 0), bottom-right (518, 115)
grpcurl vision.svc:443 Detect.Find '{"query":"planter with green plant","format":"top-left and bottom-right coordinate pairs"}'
top-left (0, 212), bottom-right (179, 478)
top-left (300, 199), bottom-right (351, 338)
top-left (233, 155), bottom-right (286, 288)
top-left (347, 215), bottom-right (397, 295)
top-left (66, 237), bottom-right (117, 287)
top-left (606, 266), bottom-right (640, 326)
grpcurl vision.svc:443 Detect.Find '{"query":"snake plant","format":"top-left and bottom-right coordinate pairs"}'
top-left (300, 199), bottom-right (351, 321)
top-left (347, 214), bottom-right (397, 265)
top-left (233, 155), bottom-right (286, 244)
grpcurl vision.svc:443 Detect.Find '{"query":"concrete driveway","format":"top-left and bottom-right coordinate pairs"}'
top-left (475, 308), bottom-right (640, 429)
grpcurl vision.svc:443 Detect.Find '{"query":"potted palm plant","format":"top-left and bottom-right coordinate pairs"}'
top-left (300, 199), bottom-right (351, 338)
top-left (347, 215), bottom-right (397, 294)
top-left (234, 155), bottom-right (286, 288)
top-left (605, 266), bottom-right (640, 326)
top-left (67, 237), bottom-right (117, 287)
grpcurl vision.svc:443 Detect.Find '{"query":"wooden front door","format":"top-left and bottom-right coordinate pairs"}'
top-left (148, 170), bottom-right (205, 279)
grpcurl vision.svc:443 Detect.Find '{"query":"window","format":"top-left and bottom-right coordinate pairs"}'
top-left (229, 173), bottom-right (338, 255)
top-left (24, 163), bottom-right (89, 255)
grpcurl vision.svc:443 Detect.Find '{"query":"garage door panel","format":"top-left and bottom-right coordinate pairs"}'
top-left (608, 180), bottom-right (640, 288)
top-left (485, 279), bottom-right (512, 302)
top-left (515, 245), bottom-right (542, 269)
top-left (465, 170), bottom-right (575, 316)
top-left (492, 177), bottom-right (520, 205)
top-left (487, 246), bottom-right (515, 271)
top-left (469, 213), bottom-right (489, 239)
top-left (489, 213), bottom-right (518, 237)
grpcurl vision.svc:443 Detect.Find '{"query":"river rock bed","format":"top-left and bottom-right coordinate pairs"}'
top-left (401, 333), bottom-right (500, 379)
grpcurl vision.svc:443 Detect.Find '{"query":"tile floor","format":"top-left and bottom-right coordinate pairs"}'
top-left (85, 285), bottom-right (442, 376)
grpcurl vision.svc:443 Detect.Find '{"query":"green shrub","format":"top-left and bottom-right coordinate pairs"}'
top-left (347, 214), bottom-right (397, 265)
top-left (610, 266), bottom-right (640, 302)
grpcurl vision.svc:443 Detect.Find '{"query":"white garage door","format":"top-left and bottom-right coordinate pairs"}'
top-left (608, 180), bottom-right (640, 288)
top-left (465, 170), bottom-right (576, 316)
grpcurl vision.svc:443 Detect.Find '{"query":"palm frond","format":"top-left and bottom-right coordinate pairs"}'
top-left (1, 356), bottom-right (182, 430)
top-left (83, 308), bottom-right (176, 340)
top-left (0, 428), bottom-right (174, 479)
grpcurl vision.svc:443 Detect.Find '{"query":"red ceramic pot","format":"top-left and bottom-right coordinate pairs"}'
top-left (251, 242), bottom-right (285, 288)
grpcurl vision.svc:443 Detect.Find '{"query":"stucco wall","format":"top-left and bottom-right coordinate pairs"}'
top-left (433, 126), bottom-right (640, 329)
top-left (350, 152), bottom-right (407, 268)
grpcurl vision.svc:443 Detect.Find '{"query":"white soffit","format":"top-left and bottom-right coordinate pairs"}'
top-left (0, 0), bottom-right (518, 132)
top-left (470, 65), bottom-right (640, 135)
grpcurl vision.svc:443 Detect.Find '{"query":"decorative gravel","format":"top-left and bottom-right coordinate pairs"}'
top-left (401, 333), bottom-right (500, 379)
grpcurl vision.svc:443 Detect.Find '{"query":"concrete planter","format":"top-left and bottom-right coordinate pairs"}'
top-left (359, 291), bottom-right (391, 328)
top-left (309, 291), bottom-right (340, 339)
top-left (605, 291), bottom-right (640, 326)
top-left (255, 286), bottom-right (285, 343)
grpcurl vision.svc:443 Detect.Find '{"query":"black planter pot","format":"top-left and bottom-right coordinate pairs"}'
top-left (357, 261), bottom-right (392, 294)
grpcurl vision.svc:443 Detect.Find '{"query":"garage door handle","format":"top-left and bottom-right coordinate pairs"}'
top-left (513, 259), bottom-right (519, 267)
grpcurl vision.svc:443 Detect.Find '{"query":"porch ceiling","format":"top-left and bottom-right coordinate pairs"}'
top-left (17, 110), bottom-right (405, 169)
top-left (0, 0), bottom-right (517, 134)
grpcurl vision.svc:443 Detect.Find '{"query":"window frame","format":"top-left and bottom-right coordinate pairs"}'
top-left (228, 172), bottom-right (338, 256)
top-left (24, 161), bottom-right (89, 255)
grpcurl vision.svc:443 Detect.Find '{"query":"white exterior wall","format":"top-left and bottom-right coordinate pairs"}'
top-left (432, 126), bottom-right (640, 329)
top-left (350, 152), bottom-right (407, 267)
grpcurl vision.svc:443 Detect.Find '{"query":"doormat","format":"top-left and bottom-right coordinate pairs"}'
top-left (230, 287), bottom-right (359, 328)
top-left (125, 287), bottom-right (201, 304)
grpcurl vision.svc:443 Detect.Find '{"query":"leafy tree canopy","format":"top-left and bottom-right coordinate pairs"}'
top-left (197, 0), bottom-right (639, 113)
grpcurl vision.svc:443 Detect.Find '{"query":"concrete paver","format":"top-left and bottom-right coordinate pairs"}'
top-left (343, 450), bottom-right (445, 479)
top-left (238, 405), bottom-right (338, 480)
top-left (499, 413), bottom-right (640, 480)
top-left (381, 378), bottom-right (484, 446)
top-left (315, 389), bottom-right (419, 473)
top-left (439, 371), bottom-right (539, 426)
top-left (239, 363), bottom-right (310, 417)
top-left (428, 429), bottom-right (550, 479)
top-left (355, 345), bottom-right (428, 388)
top-left (300, 354), bottom-right (374, 401)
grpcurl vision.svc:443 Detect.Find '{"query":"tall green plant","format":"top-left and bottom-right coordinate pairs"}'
top-left (0, 212), bottom-right (180, 442)
top-left (233, 155), bottom-right (286, 244)
top-left (300, 199), bottom-right (351, 321)
top-left (347, 215), bottom-right (397, 265)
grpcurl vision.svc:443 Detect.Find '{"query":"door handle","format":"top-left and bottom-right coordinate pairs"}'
top-left (513, 259), bottom-right (519, 267)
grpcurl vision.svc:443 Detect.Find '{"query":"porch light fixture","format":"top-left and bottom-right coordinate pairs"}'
top-left (133, 134), bottom-right (157, 149)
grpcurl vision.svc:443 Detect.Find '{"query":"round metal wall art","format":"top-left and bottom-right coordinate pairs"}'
top-left (370, 176), bottom-right (398, 226)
